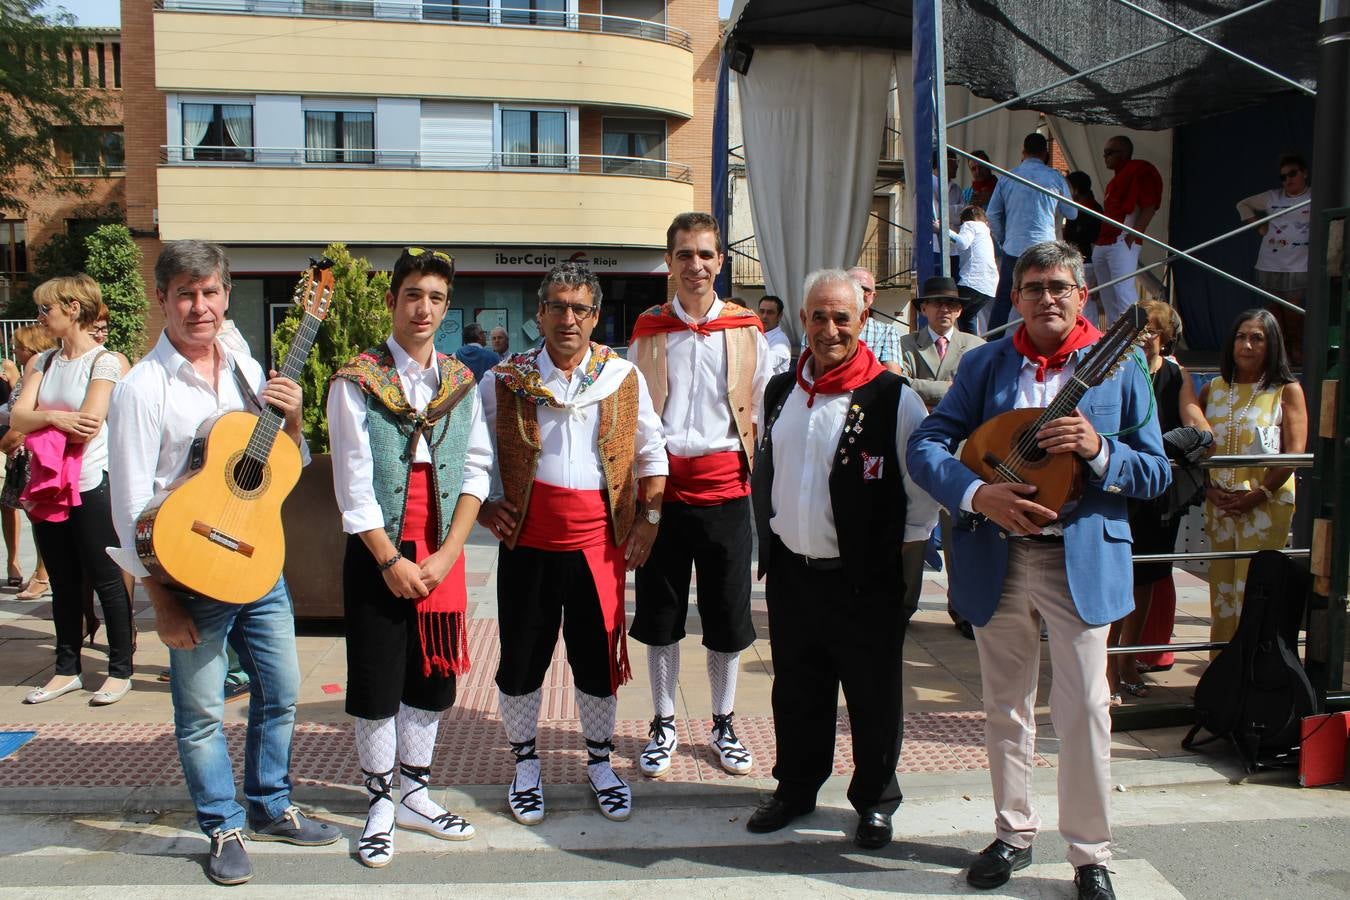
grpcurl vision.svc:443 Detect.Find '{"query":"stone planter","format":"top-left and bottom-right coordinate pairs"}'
top-left (282, 452), bottom-right (346, 621)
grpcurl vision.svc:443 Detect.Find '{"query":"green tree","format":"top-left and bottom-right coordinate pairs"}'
top-left (271, 243), bottom-right (391, 453)
top-left (84, 224), bottom-right (146, 358)
top-left (0, 2), bottom-right (110, 215)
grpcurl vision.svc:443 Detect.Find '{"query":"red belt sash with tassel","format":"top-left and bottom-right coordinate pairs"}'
top-left (517, 480), bottom-right (631, 692)
top-left (402, 463), bottom-right (470, 678)
top-left (665, 450), bottom-right (749, 505)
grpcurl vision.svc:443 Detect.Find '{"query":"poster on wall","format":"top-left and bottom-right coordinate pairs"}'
top-left (434, 308), bottom-right (464, 355)
top-left (475, 308), bottom-right (508, 336)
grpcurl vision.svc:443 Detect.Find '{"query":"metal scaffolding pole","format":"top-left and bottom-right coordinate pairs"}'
top-left (933, 0), bottom-right (951, 277)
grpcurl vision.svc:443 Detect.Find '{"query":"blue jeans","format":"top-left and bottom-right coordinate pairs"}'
top-left (168, 578), bottom-right (300, 835)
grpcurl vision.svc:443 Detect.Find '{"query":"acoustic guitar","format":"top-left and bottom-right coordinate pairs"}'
top-left (135, 259), bottom-right (335, 604)
top-left (959, 304), bottom-right (1149, 527)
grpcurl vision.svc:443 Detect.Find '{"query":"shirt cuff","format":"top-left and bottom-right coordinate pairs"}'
top-left (342, 504), bottom-right (386, 535)
top-left (959, 480), bottom-right (982, 514)
top-left (461, 472), bottom-right (490, 502)
top-left (1086, 440), bottom-right (1110, 479)
top-left (635, 458), bottom-right (670, 479)
top-left (106, 545), bottom-right (150, 579)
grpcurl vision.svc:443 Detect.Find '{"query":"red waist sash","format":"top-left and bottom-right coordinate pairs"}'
top-left (666, 450), bottom-right (750, 505)
top-left (402, 463), bottom-right (469, 678)
top-left (517, 480), bottom-right (631, 691)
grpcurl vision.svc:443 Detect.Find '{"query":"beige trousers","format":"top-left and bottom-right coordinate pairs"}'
top-left (973, 540), bottom-right (1113, 867)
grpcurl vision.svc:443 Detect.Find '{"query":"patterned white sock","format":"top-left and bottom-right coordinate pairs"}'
top-left (498, 689), bottom-right (542, 788)
top-left (396, 704), bottom-right (445, 819)
top-left (354, 716), bottom-right (397, 845)
top-left (707, 650), bottom-right (740, 716)
top-left (578, 689), bottom-right (622, 792)
top-left (647, 643), bottom-right (680, 718)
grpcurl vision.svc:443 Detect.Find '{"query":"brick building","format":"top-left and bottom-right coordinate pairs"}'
top-left (121, 0), bottom-right (718, 361)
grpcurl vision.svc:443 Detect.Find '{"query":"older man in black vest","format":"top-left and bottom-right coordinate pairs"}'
top-left (747, 268), bottom-right (939, 849)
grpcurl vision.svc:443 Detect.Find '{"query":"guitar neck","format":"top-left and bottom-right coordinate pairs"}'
top-left (244, 310), bottom-right (323, 461)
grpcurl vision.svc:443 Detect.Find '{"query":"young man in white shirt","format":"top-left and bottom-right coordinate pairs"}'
top-left (757, 294), bottom-right (793, 375)
top-left (108, 241), bottom-right (339, 885)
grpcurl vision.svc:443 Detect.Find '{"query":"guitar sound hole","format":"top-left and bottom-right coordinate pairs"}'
top-left (232, 457), bottom-right (266, 492)
top-left (1023, 446), bottom-right (1047, 463)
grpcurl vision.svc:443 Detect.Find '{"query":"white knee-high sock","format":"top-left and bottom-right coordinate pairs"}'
top-left (355, 716), bottom-right (397, 839)
top-left (576, 687), bottom-right (621, 790)
top-left (498, 688), bottom-right (542, 786)
top-left (706, 650), bottom-right (740, 717)
top-left (647, 643), bottom-right (680, 718)
top-left (396, 704), bottom-right (445, 818)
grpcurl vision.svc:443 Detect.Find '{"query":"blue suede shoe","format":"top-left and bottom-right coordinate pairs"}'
top-left (249, 806), bottom-right (340, 846)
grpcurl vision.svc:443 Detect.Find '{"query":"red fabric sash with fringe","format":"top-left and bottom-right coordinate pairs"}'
top-left (403, 464), bottom-right (470, 678)
top-left (665, 450), bottom-right (750, 505)
top-left (517, 480), bottom-right (631, 692)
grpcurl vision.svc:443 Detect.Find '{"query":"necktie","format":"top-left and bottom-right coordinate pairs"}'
top-left (936, 335), bottom-right (949, 360)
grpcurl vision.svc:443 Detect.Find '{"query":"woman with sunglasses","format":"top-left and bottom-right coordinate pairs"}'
top-left (1236, 154), bottom-right (1311, 366)
top-left (14, 275), bottom-right (134, 706)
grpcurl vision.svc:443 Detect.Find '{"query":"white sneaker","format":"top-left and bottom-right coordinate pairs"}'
top-left (639, 714), bottom-right (677, 778)
top-left (711, 713), bottom-right (753, 775)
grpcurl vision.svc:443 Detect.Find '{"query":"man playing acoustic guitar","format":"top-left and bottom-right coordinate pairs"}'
top-left (108, 241), bottom-right (339, 885)
top-left (907, 241), bottom-right (1169, 900)
top-left (327, 248), bottom-right (492, 867)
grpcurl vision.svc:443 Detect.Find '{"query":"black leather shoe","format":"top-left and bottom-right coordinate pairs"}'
top-left (955, 620), bottom-right (975, 640)
top-left (746, 796), bottom-right (814, 834)
top-left (967, 838), bottom-right (1032, 889)
top-left (854, 811), bottom-right (892, 849)
top-left (1075, 864), bottom-right (1116, 900)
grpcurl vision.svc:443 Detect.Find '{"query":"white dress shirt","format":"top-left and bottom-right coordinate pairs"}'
top-left (763, 326), bottom-right (792, 375)
top-left (107, 330), bottom-right (312, 577)
top-left (327, 338), bottom-right (492, 535)
top-left (480, 347), bottom-right (667, 493)
top-left (769, 368), bottom-right (940, 558)
top-left (630, 296), bottom-right (771, 457)
top-left (957, 354), bottom-right (1111, 525)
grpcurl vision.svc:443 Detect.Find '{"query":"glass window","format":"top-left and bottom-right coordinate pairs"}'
top-left (304, 110), bottom-right (374, 164)
top-left (302, 1), bottom-right (371, 16)
top-left (54, 127), bottom-right (124, 175)
top-left (602, 0), bottom-right (666, 39)
top-left (182, 103), bottom-right (254, 162)
top-left (0, 221), bottom-right (28, 283)
top-left (424, 0), bottom-right (489, 22)
top-left (602, 117), bottom-right (665, 177)
top-left (501, 109), bottom-right (567, 168)
top-left (501, 0), bottom-right (566, 27)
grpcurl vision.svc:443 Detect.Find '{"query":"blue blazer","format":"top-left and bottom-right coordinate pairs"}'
top-left (906, 338), bottom-right (1170, 627)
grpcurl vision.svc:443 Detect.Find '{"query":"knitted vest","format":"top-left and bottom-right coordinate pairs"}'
top-left (495, 368), bottom-right (641, 549)
top-left (332, 346), bottom-right (477, 545)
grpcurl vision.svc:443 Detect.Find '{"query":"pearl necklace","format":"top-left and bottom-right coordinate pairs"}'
top-left (1222, 377), bottom-right (1265, 489)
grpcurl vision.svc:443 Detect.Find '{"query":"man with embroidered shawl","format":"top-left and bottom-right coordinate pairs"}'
top-left (626, 212), bottom-right (770, 779)
top-left (479, 262), bottom-right (667, 825)
top-left (328, 248), bottom-right (493, 867)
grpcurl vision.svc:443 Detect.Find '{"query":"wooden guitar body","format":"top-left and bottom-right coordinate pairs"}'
top-left (960, 407), bottom-right (1084, 527)
top-left (135, 410), bottom-right (302, 605)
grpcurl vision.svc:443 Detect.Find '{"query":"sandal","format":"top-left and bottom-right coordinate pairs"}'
top-left (16, 577), bottom-right (49, 600)
top-left (7, 574), bottom-right (22, 588)
top-left (1121, 680), bottom-right (1151, 698)
top-left (1109, 693), bottom-right (1123, 708)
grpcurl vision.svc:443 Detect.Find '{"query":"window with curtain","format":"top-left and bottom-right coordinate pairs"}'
top-left (602, 117), bottom-right (665, 177)
top-left (501, 0), bottom-right (566, 28)
top-left (501, 109), bottom-right (567, 168)
top-left (305, 110), bottom-right (374, 164)
top-left (182, 103), bottom-right (254, 162)
top-left (423, 0), bottom-right (489, 22)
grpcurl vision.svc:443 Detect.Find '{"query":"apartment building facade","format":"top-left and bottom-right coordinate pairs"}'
top-left (122, 0), bottom-right (717, 360)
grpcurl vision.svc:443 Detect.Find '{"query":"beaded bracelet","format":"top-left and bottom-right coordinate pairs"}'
top-left (378, 551), bottom-right (403, 573)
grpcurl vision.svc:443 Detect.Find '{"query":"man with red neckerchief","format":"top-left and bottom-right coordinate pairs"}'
top-left (627, 212), bottom-right (770, 780)
top-left (745, 268), bottom-right (938, 851)
top-left (908, 241), bottom-right (1169, 900)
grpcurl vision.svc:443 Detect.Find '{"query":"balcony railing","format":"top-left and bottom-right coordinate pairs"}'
top-left (160, 146), bottom-right (693, 182)
top-left (155, 0), bottom-right (692, 50)
top-left (728, 238), bottom-right (915, 289)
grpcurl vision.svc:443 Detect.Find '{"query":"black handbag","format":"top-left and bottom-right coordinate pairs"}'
top-left (1, 449), bottom-right (29, 509)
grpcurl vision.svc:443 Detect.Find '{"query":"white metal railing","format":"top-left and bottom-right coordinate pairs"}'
top-left (0, 320), bottom-right (40, 359)
top-left (159, 146), bottom-right (693, 182)
top-left (155, 0), bottom-right (692, 50)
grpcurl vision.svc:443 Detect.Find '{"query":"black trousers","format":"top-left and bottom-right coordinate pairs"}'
top-left (765, 537), bottom-right (908, 816)
top-left (495, 543), bottom-right (614, 698)
top-left (630, 496), bottom-right (755, 652)
top-left (343, 535), bottom-right (457, 719)
top-left (31, 473), bottom-right (134, 679)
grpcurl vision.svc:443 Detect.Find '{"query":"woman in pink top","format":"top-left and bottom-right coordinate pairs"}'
top-left (12, 275), bottom-right (133, 706)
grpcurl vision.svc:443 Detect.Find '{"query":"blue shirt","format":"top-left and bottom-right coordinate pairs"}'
top-left (985, 158), bottom-right (1077, 257)
top-left (454, 343), bottom-right (501, 381)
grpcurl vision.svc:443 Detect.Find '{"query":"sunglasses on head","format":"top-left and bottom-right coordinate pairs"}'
top-left (402, 246), bottom-right (456, 276)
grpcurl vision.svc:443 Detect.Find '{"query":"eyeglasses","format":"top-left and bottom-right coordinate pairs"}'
top-left (541, 300), bottom-right (598, 321)
top-left (402, 246), bottom-right (456, 276)
top-left (36, 304), bottom-right (50, 318)
top-left (91, 324), bottom-right (109, 336)
top-left (1016, 280), bottom-right (1079, 300)
top-left (1279, 170), bottom-right (1302, 181)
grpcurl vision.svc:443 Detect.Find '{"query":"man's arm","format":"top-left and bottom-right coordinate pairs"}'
top-left (1054, 173), bottom-right (1079, 221)
top-left (896, 384), bottom-right (941, 542)
top-left (986, 181), bottom-right (1007, 248)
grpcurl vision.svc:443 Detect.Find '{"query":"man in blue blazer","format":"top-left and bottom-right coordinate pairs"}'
top-left (907, 241), bottom-right (1169, 900)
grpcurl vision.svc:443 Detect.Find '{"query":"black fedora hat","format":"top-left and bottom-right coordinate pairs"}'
top-left (913, 275), bottom-right (964, 306)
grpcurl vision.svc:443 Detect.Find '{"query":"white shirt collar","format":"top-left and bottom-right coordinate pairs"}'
top-left (152, 329), bottom-right (232, 383)
top-left (928, 326), bottom-right (956, 343)
top-left (672, 294), bottom-right (723, 325)
top-left (537, 346), bottom-right (592, 387)
top-left (386, 337), bottom-right (440, 384)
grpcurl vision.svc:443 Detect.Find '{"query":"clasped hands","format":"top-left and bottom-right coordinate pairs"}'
top-left (972, 410), bottom-right (1101, 536)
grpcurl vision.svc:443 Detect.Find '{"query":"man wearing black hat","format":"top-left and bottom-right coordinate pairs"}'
top-left (899, 276), bottom-right (985, 637)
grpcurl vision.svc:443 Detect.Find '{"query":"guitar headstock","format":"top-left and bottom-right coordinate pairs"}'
top-left (291, 257), bottom-right (336, 321)
top-left (1078, 302), bottom-right (1153, 387)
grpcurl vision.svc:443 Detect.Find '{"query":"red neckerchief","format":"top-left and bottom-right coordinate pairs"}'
top-left (795, 342), bottom-right (886, 407)
top-left (1011, 315), bottom-right (1102, 382)
top-left (628, 299), bottom-right (763, 341)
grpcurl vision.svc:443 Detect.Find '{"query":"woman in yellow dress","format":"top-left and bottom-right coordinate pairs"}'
top-left (1198, 309), bottom-right (1307, 647)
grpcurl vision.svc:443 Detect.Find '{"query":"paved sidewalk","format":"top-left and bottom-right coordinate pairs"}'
top-left (0, 521), bottom-right (1222, 811)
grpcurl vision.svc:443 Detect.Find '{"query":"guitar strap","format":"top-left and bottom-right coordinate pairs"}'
top-left (228, 358), bottom-right (266, 414)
